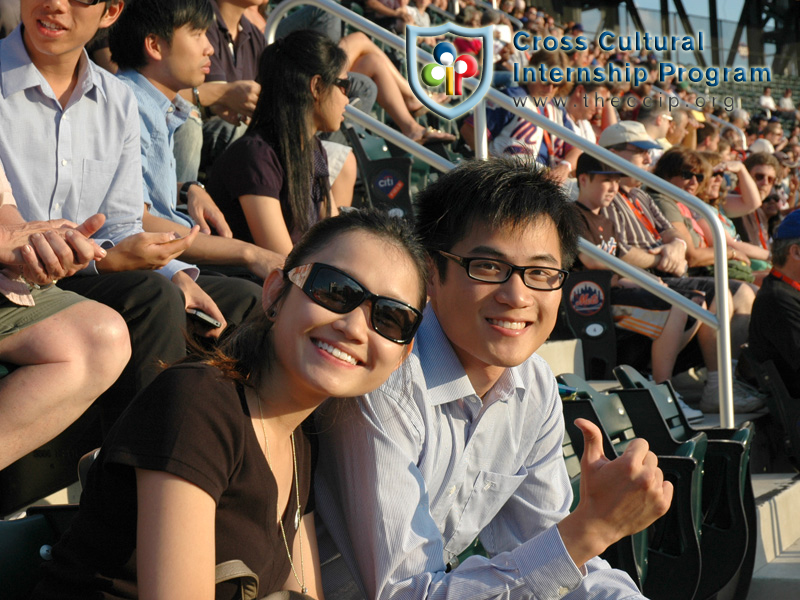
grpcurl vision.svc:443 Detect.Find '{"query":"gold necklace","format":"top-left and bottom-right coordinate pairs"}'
top-left (256, 392), bottom-right (307, 595)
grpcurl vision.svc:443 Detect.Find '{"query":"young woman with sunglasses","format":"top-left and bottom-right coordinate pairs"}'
top-left (696, 151), bottom-right (771, 274)
top-left (650, 147), bottom-right (742, 269)
top-left (206, 30), bottom-right (352, 257)
top-left (33, 210), bottom-right (428, 600)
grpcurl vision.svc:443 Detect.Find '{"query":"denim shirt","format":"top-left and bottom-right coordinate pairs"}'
top-left (117, 70), bottom-right (194, 229)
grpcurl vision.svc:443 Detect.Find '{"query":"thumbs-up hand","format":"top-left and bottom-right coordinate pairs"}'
top-left (557, 419), bottom-right (674, 568)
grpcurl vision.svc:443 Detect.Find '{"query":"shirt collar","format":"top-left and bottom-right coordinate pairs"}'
top-left (415, 305), bottom-right (523, 407)
top-left (1, 25), bottom-right (105, 103)
top-left (118, 69), bottom-right (193, 119)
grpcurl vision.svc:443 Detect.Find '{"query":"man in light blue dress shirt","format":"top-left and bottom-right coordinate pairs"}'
top-left (0, 0), bottom-right (257, 429)
top-left (315, 158), bottom-right (674, 600)
top-left (110, 0), bottom-right (282, 283)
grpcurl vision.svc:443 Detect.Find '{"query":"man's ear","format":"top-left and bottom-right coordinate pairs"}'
top-left (143, 34), bottom-right (164, 63)
top-left (262, 268), bottom-right (285, 314)
top-left (100, 1), bottom-right (125, 29)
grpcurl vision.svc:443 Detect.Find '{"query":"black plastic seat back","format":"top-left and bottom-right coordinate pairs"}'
top-left (558, 270), bottom-right (617, 379)
top-left (343, 125), bottom-right (414, 220)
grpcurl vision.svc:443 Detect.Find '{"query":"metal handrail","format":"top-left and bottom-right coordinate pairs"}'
top-left (475, 0), bottom-right (524, 31)
top-left (652, 86), bottom-right (747, 150)
top-left (265, 0), bottom-right (736, 427)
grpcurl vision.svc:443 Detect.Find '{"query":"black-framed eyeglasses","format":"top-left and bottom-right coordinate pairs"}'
top-left (438, 251), bottom-right (569, 291)
top-left (334, 77), bottom-right (352, 96)
top-left (680, 170), bottom-right (705, 183)
top-left (72, 0), bottom-right (104, 5)
top-left (287, 263), bottom-right (422, 344)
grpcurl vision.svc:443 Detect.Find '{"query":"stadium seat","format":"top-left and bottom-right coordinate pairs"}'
top-left (612, 365), bottom-right (758, 600)
top-left (558, 373), bottom-right (706, 600)
top-left (0, 504), bottom-right (79, 600)
top-left (343, 124), bottom-right (415, 220)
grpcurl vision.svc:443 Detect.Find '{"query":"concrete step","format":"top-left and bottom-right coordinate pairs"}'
top-left (748, 473), bottom-right (800, 599)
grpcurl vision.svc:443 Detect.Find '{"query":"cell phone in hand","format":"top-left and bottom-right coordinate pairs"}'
top-left (187, 308), bottom-right (222, 329)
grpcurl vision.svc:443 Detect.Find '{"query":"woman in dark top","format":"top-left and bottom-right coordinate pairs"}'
top-left (33, 210), bottom-right (428, 600)
top-left (207, 30), bottom-right (350, 257)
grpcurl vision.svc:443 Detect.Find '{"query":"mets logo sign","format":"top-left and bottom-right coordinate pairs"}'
top-left (406, 24), bottom-right (493, 120)
top-left (569, 281), bottom-right (605, 316)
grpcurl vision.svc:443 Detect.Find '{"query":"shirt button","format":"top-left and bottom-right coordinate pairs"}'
top-left (557, 586), bottom-right (570, 597)
top-left (53, 203), bottom-right (60, 210)
top-left (61, 159), bottom-right (68, 166)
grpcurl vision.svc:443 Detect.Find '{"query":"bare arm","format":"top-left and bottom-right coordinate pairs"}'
top-left (239, 194), bottom-right (295, 256)
top-left (136, 469), bottom-right (216, 600)
top-left (142, 208), bottom-right (284, 280)
top-left (459, 122), bottom-right (476, 149)
top-left (670, 220), bottom-right (717, 267)
top-left (721, 166), bottom-right (762, 218)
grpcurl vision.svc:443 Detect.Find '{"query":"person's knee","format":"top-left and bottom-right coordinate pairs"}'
top-left (71, 302), bottom-right (131, 383)
top-left (732, 284), bottom-right (756, 312)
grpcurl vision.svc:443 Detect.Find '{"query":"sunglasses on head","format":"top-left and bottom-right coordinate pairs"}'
top-left (680, 170), bottom-right (705, 183)
top-left (754, 172), bottom-right (776, 184)
top-left (334, 77), bottom-right (352, 96)
top-left (287, 263), bottom-right (422, 345)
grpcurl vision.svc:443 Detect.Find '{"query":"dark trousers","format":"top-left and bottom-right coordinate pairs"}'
top-left (59, 271), bottom-right (261, 433)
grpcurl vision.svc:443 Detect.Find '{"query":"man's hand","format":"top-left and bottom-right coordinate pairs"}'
top-left (1, 213), bottom-right (109, 284)
top-left (97, 226), bottom-right (200, 274)
top-left (186, 186), bottom-right (233, 238)
top-left (217, 80), bottom-right (260, 119)
top-left (558, 419), bottom-right (673, 568)
top-left (651, 240), bottom-right (688, 277)
top-left (548, 162), bottom-right (572, 184)
top-left (172, 270), bottom-right (227, 339)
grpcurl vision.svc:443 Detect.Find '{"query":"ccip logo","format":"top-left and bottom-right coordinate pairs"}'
top-left (406, 23), bottom-right (493, 120)
top-left (421, 42), bottom-right (478, 96)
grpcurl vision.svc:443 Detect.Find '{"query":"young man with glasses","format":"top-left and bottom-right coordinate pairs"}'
top-left (314, 157), bottom-right (673, 600)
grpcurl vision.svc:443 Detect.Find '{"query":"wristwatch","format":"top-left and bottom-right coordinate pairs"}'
top-left (180, 181), bottom-right (204, 203)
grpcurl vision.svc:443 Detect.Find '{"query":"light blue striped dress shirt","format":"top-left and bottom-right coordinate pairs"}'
top-left (315, 306), bottom-right (645, 600)
top-left (116, 70), bottom-right (194, 229)
top-left (0, 26), bottom-right (195, 280)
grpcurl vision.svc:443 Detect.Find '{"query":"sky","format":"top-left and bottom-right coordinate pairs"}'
top-left (627, 0), bottom-right (746, 21)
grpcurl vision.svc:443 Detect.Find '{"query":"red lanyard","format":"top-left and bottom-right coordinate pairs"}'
top-left (621, 191), bottom-right (661, 241)
top-left (754, 210), bottom-right (769, 250)
top-left (770, 268), bottom-right (800, 293)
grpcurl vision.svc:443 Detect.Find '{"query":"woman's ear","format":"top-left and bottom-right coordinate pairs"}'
top-left (309, 74), bottom-right (323, 101)
top-left (262, 268), bottom-right (285, 314)
top-left (396, 340), bottom-right (415, 367)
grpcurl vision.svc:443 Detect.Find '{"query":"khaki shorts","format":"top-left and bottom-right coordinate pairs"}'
top-left (0, 285), bottom-right (86, 342)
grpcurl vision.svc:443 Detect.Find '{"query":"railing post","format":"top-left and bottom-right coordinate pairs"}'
top-left (474, 100), bottom-right (489, 160)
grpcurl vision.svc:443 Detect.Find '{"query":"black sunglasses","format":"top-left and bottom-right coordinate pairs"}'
top-left (680, 170), bottom-right (705, 183)
top-left (334, 77), bottom-right (352, 96)
top-left (287, 263), bottom-right (422, 344)
top-left (438, 251), bottom-right (569, 291)
top-left (73, 0), bottom-right (105, 5)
